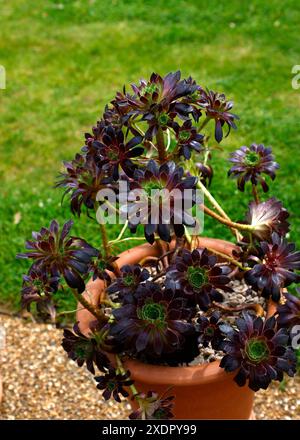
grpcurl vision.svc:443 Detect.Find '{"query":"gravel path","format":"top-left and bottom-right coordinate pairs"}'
top-left (0, 315), bottom-right (299, 420)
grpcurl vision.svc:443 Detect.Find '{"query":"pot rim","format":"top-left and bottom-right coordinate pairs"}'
top-left (124, 358), bottom-right (236, 386)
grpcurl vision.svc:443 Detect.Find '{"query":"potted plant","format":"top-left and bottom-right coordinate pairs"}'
top-left (17, 71), bottom-right (300, 420)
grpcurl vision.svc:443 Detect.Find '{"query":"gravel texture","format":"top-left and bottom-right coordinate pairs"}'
top-left (254, 377), bottom-right (300, 420)
top-left (223, 279), bottom-right (266, 307)
top-left (0, 315), bottom-right (130, 420)
top-left (0, 315), bottom-right (299, 420)
top-left (190, 279), bottom-right (266, 365)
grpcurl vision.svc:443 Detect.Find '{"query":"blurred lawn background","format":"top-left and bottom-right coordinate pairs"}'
top-left (0, 0), bottom-right (300, 311)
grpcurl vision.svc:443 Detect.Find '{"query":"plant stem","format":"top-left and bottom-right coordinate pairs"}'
top-left (139, 256), bottom-right (159, 267)
top-left (108, 221), bottom-right (129, 246)
top-left (166, 128), bottom-right (171, 151)
top-left (156, 126), bottom-right (167, 163)
top-left (198, 116), bottom-right (210, 131)
top-left (204, 246), bottom-right (249, 271)
top-left (151, 270), bottom-right (167, 282)
top-left (252, 184), bottom-right (260, 204)
top-left (202, 204), bottom-right (254, 232)
top-left (56, 306), bottom-right (85, 316)
top-left (94, 204), bottom-right (111, 258)
top-left (101, 299), bottom-right (120, 309)
top-left (197, 180), bottom-right (232, 222)
top-left (103, 199), bottom-right (120, 215)
top-left (115, 354), bottom-right (140, 400)
top-left (99, 223), bottom-right (110, 258)
top-left (109, 236), bottom-right (146, 246)
top-left (197, 180), bottom-right (242, 240)
top-left (184, 226), bottom-right (192, 244)
top-left (131, 122), bottom-right (145, 137)
top-left (212, 301), bottom-right (264, 317)
top-left (71, 288), bottom-right (108, 323)
top-left (203, 147), bottom-right (210, 166)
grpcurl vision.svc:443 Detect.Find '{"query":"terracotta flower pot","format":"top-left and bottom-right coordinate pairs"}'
top-left (77, 237), bottom-right (272, 420)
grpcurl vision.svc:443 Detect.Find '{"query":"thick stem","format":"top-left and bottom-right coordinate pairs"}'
top-left (197, 179), bottom-right (229, 219)
top-left (99, 223), bottom-right (110, 258)
top-left (184, 226), bottom-right (192, 245)
top-left (202, 205), bottom-right (254, 232)
top-left (212, 301), bottom-right (264, 317)
top-left (71, 288), bottom-right (108, 323)
top-left (197, 180), bottom-right (242, 240)
top-left (204, 246), bottom-right (249, 271)
top-left (172, 236), bottom-right (186, 262)
top-left (115, 355), bottom-right (140, 401)
top-left (252, 184), bottom-right (260, 204)
top-left (95, 207), bottom-right (123, 277)
top-left (139, 256), bottom-right (159, 267)
top-left (156, 126), bottom-right (167, 163)
top-left (94, 204), bottom-right (110, 258)
top-left (198, 116), bottom-right (210, 132)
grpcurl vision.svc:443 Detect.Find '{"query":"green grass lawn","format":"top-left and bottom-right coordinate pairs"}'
top-left (0, 0), bottom-right (300, 311)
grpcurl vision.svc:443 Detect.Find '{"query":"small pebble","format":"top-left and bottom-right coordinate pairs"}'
top-left (0, 315), bottom-right (130, 419)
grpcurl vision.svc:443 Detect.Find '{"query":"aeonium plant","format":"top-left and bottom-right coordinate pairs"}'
top-left (17, 71), bottom-right (300, 419)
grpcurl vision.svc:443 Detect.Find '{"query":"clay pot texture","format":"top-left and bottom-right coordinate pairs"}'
top-left (77, 237), bottom-right (257, 419)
